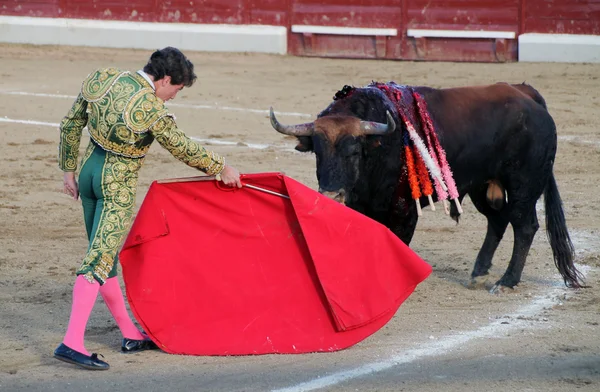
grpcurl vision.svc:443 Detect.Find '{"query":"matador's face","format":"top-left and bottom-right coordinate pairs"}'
top-left (155, 76), bottom-right (184, 102)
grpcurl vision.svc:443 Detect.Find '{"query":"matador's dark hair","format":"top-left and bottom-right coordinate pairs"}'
top-left (143, 47), bottom-right (197, 87)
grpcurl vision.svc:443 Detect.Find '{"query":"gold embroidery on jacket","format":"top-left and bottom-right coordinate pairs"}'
top-left (124, 88), bottom-right (169, 133)
top-left (59, 68), bottom-right (225, 175)
top-left (81, 68), bottom-right (128, 102)
top-left (58, 94), bottom-right (88, 171)
top-left (83, 71), bottom-right (155, 158)
top-left (150, 116), bottom-right (225, 175)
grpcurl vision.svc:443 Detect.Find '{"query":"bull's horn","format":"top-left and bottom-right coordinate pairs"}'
top-left (360, 111), bottom-right (396, 135)
top-left (269, 107), bottom-right (315, 136)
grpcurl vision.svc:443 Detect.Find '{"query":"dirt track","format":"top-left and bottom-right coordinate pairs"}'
top-left (0, 44), bottom-right (599, 391)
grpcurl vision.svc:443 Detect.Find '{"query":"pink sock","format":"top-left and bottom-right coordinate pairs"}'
top-left (62, 275), bottom-right (100, 356)
top-left (100, 277), bottom-right (145, 340)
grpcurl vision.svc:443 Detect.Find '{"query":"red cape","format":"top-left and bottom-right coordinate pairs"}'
top-left (120, 172), bottom-right (431, 355)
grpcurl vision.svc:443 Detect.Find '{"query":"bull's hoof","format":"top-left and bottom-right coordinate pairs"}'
top-left (467, 275), bottom-right (490, 290)
top-left (489, 284), bottom-right (515, 295)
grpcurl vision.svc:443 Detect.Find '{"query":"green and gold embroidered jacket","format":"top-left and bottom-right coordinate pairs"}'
top-left (58, 68), bottom-right (225, 175)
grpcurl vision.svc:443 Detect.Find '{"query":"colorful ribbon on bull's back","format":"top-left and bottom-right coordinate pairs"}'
top-left (370, 82), bottom-right (462, 216)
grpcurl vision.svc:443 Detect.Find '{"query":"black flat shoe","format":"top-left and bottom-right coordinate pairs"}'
top-left (121, 337), bottom-right (158, 353)
top-left (54, 343), bottom-right (110, 370)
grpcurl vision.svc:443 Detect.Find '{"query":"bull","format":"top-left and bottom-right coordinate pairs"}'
top-left (270, 82), bottom-right (584, 292)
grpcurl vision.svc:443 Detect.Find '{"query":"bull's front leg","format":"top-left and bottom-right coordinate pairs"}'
top-left (388, 196), bottom-right (419, 245)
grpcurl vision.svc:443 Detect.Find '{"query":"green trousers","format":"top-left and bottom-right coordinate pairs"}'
top-left (76, 142), bottom-right (143, 284)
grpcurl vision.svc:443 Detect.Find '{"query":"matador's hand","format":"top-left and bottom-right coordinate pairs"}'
top-left (217, 164), bottom-right (242, 188)
top-left (63, 171), bottom-right (79, 200)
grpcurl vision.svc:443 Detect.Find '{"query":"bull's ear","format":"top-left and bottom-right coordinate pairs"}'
top-left (295, 136), bottom-right (313, 152)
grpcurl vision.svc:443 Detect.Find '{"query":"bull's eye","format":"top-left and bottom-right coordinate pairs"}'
top-left (336, 136), bottom-right (362, 158)
top-left (344, 145), bottom-right (361, 157)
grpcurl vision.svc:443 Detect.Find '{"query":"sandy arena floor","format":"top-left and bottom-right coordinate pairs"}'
top-left (0, 44), bottom-right (599, 391)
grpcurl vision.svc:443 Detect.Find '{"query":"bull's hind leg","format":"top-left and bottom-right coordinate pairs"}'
top-left (492, 202), bottom-right (540, 292)
top-left (468, 187), bottom-right (510, 288)
top-left (492, 101), bottom-right (554, 292)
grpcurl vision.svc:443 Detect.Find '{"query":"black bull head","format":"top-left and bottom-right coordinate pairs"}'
top-left (269, 107), bottom-right (396, 204)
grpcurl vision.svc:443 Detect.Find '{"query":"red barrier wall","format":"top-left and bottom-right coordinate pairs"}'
top-left (1, 0), bottom-right (287, 24)
top-left (2, 0), bottom-right (599, 62)
top-left (522, 0), bottom-right (600, 35)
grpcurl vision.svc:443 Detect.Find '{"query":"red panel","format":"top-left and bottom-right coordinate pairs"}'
top-left (523, 0), bottom-right (600, 34)
top-left (407, 0), bottom-right (519, 31)
top-left (61, 0), bottom-right (158, 22)
top-left (156, 0), bottom-right (245, 24)
top-left (288, 0), bottom-right (520, 62)
top-left (291, 0), bottom-right (401, 28)
top-left (525, 0), bottom-right (600, 18)
top-left (289, 0), bottom-right (403, 59)
top-left (249, 0), bottom-right (289, 25)
top-left (401, 37), bottom-right (517, 62)
top-left (399, 0), bottom-right (520, 61)
top-left (289, 34), bottom-right (405, 59)
top-left (291, 34), bottom-right (375, 58)
top-left (1, 0), bottom-right (60, 17)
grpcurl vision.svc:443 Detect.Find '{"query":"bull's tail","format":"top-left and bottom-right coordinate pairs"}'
top-left (544, 173), bottom-right (585, 288)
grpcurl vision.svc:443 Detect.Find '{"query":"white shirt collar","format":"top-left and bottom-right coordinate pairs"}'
top-left (137, 70), bottom-right (156, 90)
